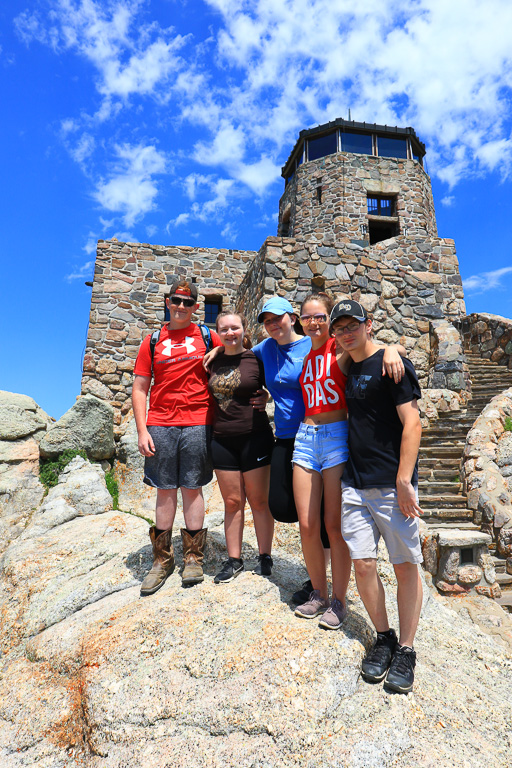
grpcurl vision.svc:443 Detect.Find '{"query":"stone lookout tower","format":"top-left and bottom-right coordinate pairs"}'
top-left (83, 118), bottom-right (465, 427)
top-left (278, 118), bottom-right (433, 244)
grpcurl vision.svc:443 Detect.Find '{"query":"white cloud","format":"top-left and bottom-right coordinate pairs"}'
top-left (441, 196), bottom-right (455, 207)
top-left (94, 143), bottom-right (167, 227)
top-left (70, 133), bottom-right (95, 166)
top-left (83, 232), bottom-right (98, 255)
top-left (15, 0), bottom-right (188, 105)
top-left (463, 266), bottom-right (512, 294)
top-left (221, 221), bottom-right (238, 242)
top-left (65, 259), bottom-right (94, 282)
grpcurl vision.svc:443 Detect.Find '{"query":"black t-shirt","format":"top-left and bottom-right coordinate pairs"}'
top-left (208, 350), bottom-right (271, 436)
top-left (343, 349), bottom-right (421, 489)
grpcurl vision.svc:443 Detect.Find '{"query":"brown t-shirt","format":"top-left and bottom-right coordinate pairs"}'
top-left (208, 350), bottom-right (271, 436)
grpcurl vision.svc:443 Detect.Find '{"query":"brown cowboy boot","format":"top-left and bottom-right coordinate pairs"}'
top-left (140, 527), bottom-right (175, 596)
top-left (181, 528), bottom-right (207, 586)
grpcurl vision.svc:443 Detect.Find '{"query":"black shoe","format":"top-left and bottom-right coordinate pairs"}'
top-left (291, 579), bottom-right (313, 605)
top-left (214, 558), bottom-right (244, 584)
top-left (361, 629), bottom-right (398, 683)
top-left (384, 645), bottom-right (416, 694)
top-left (254, 553), bottom-right (273, 576)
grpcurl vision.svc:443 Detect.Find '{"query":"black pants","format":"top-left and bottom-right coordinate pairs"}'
top-left (269, 437), bottom-right (330, 549)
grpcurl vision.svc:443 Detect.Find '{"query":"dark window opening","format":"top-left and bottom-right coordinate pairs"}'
top-left (341, 131), bottom-right (373, 155)
top-left (377, 135), bottom-right (408, 159)
top-left (307, 131), bottom-right (337, 162)
top-left (204, 297), bottom-right (222, 326)
top-left (368, 219), bottom-right (399, 245)
top-left (460, 548), bottom-right (474, 565)
top-left (280, 208), bottom-right (291, 237)
top-left (316, 186), bottom-right (322, 204)
top-left (367, 196), bottom-right (395, 216)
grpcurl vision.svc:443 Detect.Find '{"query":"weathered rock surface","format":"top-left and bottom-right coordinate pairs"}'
top-left (0, 391), bottom-right (52, 555)
top-left (1, 459), bottom-right (512, 767)
top-left (463, 389), bottom-right (512, 540)
top-left (39, 394), bottom-right (115, 461)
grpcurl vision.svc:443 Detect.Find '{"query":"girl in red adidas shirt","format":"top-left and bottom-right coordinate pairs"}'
top-left (292, 291), bottom-right (351, 629)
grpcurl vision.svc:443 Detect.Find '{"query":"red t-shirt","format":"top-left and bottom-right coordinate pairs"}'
top-left (134, 324), bottom-right (222, 426)
top-left (300, 337), bottom-right (347, 416)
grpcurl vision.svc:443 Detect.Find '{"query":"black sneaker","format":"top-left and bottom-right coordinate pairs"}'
top-left (214, 558), bottom-right (244, 584)
top-left (254, 553), bottom-right (273, 576)
top-left (385, 645), bottom-right (416, 694)
top-left (291, 579), bottom-right (313, 605)
top-left (361, 629), bottom-right (398, 683)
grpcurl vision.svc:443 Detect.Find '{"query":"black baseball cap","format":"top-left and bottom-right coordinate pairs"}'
top-left (330, 298), bottom-right (367, 328)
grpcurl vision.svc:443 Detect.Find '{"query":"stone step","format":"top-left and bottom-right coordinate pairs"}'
top-left (496, 572), bottom-right (512, 587)
top-left (423, 520), bottom-right (479, 530)
top-left (421, 508), bottom-right (473, 521)
top-left (496, 594), bottom-right (512, 612)
top-left (419, 468), bottom-right (461, 480)
top-left (491, 556), bottom-right (507, 574)
top-left (420, 445), bottom-right (465, 454)
top-left (419, 481), bottom-right (463, 494)
top-left (420, 494), bottom-right (469, 509)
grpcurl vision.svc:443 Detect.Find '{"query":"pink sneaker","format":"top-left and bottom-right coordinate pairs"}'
top-left (318, 597), bottom-right (347, 630)
top-left (294, 589), bottom-right (329, 619)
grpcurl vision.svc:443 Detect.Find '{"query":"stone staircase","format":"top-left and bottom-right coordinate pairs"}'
top-left (419, 350), bottom-right (512, 609)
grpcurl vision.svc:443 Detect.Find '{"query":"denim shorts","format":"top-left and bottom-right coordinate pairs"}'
top-left (292, 421), bottom-right (349, 473)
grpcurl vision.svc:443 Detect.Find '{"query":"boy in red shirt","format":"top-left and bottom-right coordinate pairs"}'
top-left (133, 278), bottom-right (221, 594)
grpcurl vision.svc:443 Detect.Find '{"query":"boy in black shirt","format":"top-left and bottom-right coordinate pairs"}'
top-left (331, 299), bottom-right (423, 694)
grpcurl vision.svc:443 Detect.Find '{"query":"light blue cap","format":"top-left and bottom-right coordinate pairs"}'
top-left (257, 297), bottom-right (295, 323)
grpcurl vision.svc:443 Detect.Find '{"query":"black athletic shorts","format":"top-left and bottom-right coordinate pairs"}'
top-left (269, 436), bottom-right (330, 548)
top-left (211, 431), bottom-right (274, 473)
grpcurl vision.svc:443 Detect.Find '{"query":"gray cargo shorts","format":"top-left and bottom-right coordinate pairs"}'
top-left (144, 425), bottom-right (213, 489)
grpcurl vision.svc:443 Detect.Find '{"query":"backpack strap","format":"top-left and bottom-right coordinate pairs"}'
top-left (197, 322), bottom-right (212, 354)
top-left (149, 329), bottom-right (161, 378)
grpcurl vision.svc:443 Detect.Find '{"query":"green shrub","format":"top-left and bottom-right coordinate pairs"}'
top-left (504, 416), bottom-right (512, 432)
top-left (39, 449), bottom-right (88, 490)
top-left (104, 469), bottom-right (119, 510)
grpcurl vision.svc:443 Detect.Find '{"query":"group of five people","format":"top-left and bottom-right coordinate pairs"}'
top-left (132, 278), bottom-right (423, 694)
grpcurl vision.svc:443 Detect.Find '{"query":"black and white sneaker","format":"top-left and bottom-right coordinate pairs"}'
top-left (385, 645), bottom-right (416, 694)
top-left (254, 553), bottom-right (273, 576)
top-left (214, 558), bottom-right (244, 584)
top-left (361, 629), bottom-right (398, 683)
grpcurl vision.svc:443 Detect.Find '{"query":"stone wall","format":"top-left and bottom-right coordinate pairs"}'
top-left (463, 389), bottom-right (512, 550)
top-left (81, 239), bottom-right (256, 428)
top-left (459, 313), bottom-right (512, 369)
top-left (428, 319), bottom-right (470, 393)
top-left (279, 152), bottom-right (437, 242)
top-left (241, 232), bottom-right (465, 388)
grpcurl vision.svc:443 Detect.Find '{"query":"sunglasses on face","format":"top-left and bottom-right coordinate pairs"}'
top-left (170, 296), bottom-right (196, 308)
top-left (300, 313), bottom-right (327, 324)
top-left (333, 321), bottom-right (363, 336)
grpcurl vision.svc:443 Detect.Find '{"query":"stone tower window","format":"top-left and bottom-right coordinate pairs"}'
top-left (204, 296), bottom-right (222, 326)
top-left (307, 131), bottom-right (337, 162)
top-left (340, 131), bottom-right (373, 155)
top-left (367, 194), bottom-right (399, 245)
top-left (377, 135), bottom-right (408, 159)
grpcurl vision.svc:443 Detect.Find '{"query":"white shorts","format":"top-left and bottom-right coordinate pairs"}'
top-left (341, 485), bottom-right (423, 565)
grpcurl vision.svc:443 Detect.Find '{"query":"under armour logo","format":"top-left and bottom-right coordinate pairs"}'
top-left (161, 337), bottom-right (197, 356)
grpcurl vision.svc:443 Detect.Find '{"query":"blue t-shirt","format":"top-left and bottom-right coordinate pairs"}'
top-left (252, 336), bottom-right (312, 438)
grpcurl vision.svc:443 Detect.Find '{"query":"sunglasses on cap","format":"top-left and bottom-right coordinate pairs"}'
top-left (170, 296), bottom-right (196, 308)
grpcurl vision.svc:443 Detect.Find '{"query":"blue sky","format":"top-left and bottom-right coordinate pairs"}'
top-left (2, 0), bottom-right (512, 419)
